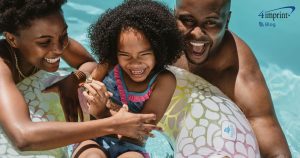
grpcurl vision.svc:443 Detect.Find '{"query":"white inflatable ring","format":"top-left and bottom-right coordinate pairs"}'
top-left (157, 66), bottom-right (261, 158)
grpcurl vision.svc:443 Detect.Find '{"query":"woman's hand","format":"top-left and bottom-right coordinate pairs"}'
top-left (111, 105), bottom-right (161, 140)
top-left (79, 79), bottom-right (112, 118)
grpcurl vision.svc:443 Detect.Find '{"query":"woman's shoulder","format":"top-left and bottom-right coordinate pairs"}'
top-left (0, 40), bottom-right (15, 81)
top-left (0, 40), bottom-right (12, 66)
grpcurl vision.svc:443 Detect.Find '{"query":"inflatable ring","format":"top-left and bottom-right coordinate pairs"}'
top-left (154, 66), bottom-right (261, 158)
top-left (0, 67), bottom-right (260, 158)
top-left (0, 70), bottom-right (70, 157)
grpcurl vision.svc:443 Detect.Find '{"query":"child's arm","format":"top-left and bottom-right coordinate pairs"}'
top-left (141, 70), bottom-right (176, 124)
top-left (90, 62), bottom-right (109, 81)
top-left (119, 70), bottom-right (176, 145)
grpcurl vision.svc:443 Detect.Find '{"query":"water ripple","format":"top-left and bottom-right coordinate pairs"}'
top-left (66, 2), bottom-right (104, 15)
top-left (262, 63), bottom-right (300, 157)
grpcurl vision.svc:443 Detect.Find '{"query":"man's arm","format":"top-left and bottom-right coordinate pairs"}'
top-left (234, 39), bottom-right (291, 157)
top-left (236, 68), bottom-right (290, 157)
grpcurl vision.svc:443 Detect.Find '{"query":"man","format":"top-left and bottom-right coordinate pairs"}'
top-left (174, 0), bottom-right (291, 157)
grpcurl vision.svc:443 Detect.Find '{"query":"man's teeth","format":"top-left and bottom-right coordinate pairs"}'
top-left (44, 57), bottom-right (60, 63)
top-left (190, 41), bottom-right (206, 53)
top-left (131, 70), bottom-right (144, 75)
top-left (190, 42), bottom-right (205, 47)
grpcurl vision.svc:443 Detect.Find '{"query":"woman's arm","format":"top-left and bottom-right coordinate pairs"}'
top-left (0, 59), bottom-right (158, 151)
top-left (62, 38), bottom-right (96, 71)
top-left (141, 70), bottom-right (176, 124)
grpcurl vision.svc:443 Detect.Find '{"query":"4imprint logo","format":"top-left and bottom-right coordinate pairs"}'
top-left (258, 6), bottom-right (296, 21)
top-left (258, 6), bottom-right (296, 28)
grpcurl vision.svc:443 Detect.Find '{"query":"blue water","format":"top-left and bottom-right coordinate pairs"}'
top-left (62, 0), bottom-right (300, 157)
top-left (230, 1), bottom-right (300, 157)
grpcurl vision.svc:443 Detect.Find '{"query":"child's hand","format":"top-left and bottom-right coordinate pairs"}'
top-left (79, 79), bottom-right (112, 118)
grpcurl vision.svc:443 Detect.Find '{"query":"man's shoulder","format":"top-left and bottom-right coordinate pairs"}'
top-left (227, 32), bottom-right (266, 98)
top-left (227, 31), bottom-right (260, 74)
top-left (227, 31), bottom-right (253, 55)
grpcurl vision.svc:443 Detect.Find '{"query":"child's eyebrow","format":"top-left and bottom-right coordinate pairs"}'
top-left (118, 48), bottom-right (152, 54)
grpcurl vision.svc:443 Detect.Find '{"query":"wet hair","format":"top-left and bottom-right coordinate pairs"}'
top-left (88, 0), bottom-right (183, 72)
top-left (0, 0), bottom-right (67, 35)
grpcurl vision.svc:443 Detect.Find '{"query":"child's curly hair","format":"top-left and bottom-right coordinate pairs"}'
top-left (88, 0), bottom-right (183, 72)
top-left (0, 0), bottom-right (67, 35)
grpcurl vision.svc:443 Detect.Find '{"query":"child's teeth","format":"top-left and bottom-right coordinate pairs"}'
top-left (131, 70), bottom-right (144, 75)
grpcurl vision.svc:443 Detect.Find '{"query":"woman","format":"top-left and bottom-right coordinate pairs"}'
top-left (0, 0), bottom-right (159, 157)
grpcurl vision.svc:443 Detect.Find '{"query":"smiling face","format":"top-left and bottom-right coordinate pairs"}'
top-left (117, 28), bottom-right (156, 83)
top-left (176, 0), bottom-right (230, 65)
top-left (11, 11), bottom-right (69, 72)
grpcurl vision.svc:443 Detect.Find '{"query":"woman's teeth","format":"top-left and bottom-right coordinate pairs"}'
top-left (44, 57), bottom-right (60, 64)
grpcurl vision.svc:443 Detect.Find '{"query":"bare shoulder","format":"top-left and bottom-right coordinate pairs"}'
top-left (0, 40), bottom-right (12, 66)
top-left (0, 57), bottom-right (14, 82)
top-left (231, 32), bottom-right (260, 70)
top-left (230, 32), bottom-right (262, 81)
top-left (0, 41), bottom-right (15, 83)
top-left (230, 32), bottom-right (271, 116)
top-left (152, 69), bottom-right (176, 93)
top-left (155, 69), bottom-right (176, 86)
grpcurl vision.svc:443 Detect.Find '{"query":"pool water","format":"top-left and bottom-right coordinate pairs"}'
top-left (62, 0), bottom-right (300, 157)
top-left (230, 1), bottom-right (300, 157)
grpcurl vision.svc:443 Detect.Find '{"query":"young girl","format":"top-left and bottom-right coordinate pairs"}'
top-left (73, 0), bottom-right (183, 158)
top-left (0, 0), bottom-right (159, 157)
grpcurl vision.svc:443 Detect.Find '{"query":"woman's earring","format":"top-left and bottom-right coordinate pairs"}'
top-left (9, 41), bottom-right (16, 47)
top-left (3, 32), bottom-right (17, 47)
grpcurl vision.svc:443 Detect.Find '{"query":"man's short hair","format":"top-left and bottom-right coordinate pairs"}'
top-left (176, 0), bottom-right (231, 10)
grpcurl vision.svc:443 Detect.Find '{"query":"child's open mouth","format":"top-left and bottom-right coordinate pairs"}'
top-left (130, 69), bottom-right (145, 76)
